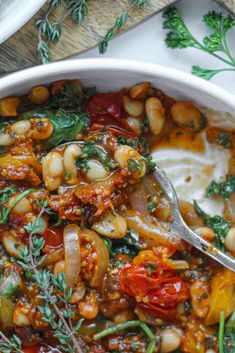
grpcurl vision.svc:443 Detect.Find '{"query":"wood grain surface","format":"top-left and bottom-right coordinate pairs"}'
top-left (0, 0), bottom-right (234, 73)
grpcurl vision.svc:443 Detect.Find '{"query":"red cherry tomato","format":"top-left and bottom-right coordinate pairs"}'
top-left (42, 226), bottom-right (64, 253)
top-left (87, 91), bottom-right (125, 122)
top-left (23, 347), bottom-right (40, 353)
top-left (120, 263), bottom-right (189, 319)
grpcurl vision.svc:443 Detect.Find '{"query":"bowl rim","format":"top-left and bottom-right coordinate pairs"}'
top-left (0, 58), bottom-right (235, 110)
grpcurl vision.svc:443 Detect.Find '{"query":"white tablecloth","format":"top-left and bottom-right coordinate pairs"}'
top-left (76, 0), bottom-right (235, 94)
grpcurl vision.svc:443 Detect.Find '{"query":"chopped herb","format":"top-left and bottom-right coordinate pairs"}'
top-left (206, 176), bottom-right (235, 200)
top-left (4, 284), bottom-right (19, 298)
top-left (217, 131), bottom-right (232, 148)
top-left (103, 230), bottom-right (142, 259)
top-left (145, 155), bottom-right (156, 173)
top-left (0, 188), bottom-right (35, 225)
top-left (146, 263), bottom-right (157, 274)
top-left (64, 171), bottom-right (72, 180)
top-left (94, 320), bottom-right (155, 353)
top-left (117, 135), bottom-right (139, 150)
top-left (0, 186), bottom-right (17, 204)
top-left (147, 201), bottom-right (157, 212)
top-left (24, 216), bottom-right (46, 235)
top-left (194, 200), bottom-right (230, 250)
top-left (127, 158), bottom-right (142, 172)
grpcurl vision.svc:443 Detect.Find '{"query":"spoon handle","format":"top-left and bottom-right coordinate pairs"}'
top-left (154, 168), bottom-right (235, 272)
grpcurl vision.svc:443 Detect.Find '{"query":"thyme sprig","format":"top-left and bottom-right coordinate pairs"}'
top-left (35, 0), bottom-right (89, 63)
top-left (99, 0), bottom-right (148, 54)
top-left (16, 217), bottom-right (84, 353)
top-left (163, 7), bottom-right (235, 80)
top-left (0, 332), bottom-right (23, 353)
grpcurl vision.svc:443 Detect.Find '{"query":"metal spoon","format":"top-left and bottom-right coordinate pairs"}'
top-left (154, 166), bottom-right (235, 272)
top-left (54, 141), bottom-right (235, 272)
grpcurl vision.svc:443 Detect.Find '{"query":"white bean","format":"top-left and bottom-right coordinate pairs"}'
top-left (13, 302), bottom-right (31, 327)
top-left (86, 159), bottom-right (108, 181)
top-left (2, 233), bottom-right (24, 259)
top-left (130, 82), bottom-right (151, 100)
top-left (11, 120), bottom-right (31, 135)
top-left (63, 144), bottom-right (81, 184)
top-left (195, 227), bottom-right (215, 241)
top-left (114, 145), bottom-right (146, 179)
top-left (160, 328), bottom-right (181, 353)
top-left (171, 101), bottom-right (206, 131)
top-left (9, 195), bottom-right (32, 215)
top-left (126, 117), bottom-right (142, 135)
top-left (42, 151), bottom-right (64, 191)
top-left (225, 227), bottom-right (235, 253)
top-left (123, 96), bottom-right (144, 117)
top-left (145, 97), bottom-right (166, 135)
top-left (92, 213), bottom-right (127, 238)
top-left (0, 133), bottom-right (14, 146)
top-left (31, 118), bottom-right (53, 140)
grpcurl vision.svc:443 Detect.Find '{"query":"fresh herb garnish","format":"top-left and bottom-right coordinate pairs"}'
top-left (219, 312), bottom-right (225, 353)
top-left (94, 320), bottom-right (155, 353)
top-left (194, 200), bottom-right (230, 250)
top-left (163, 8), bottom-right (235, 80)
top-left (206, 176), bottom-right (235, 200)
top-left (145, 155), bottom-right (156, 173)
top-left (147, 201), bottom-right (157, 212)
top-left (4, 284), bottom-right (19, 298)
top-left (103, 230), bottom-right (142, 258)
top-left (217, 131), bottom-right (233, 148)
top-left (127, 158), bottom-right (142, 172)
top-left (223, 311), bottom-right (235, 353)
top-left (35, 0), bottom-right (89, 64)
top-left (0, 333), bottom-right (23, 353)
top-left (0, 186), bottom-right (17, 204)
top-left (99, 0), bottom-right (148, 54)
top-left (16, 217), bottom-right (84, 353)
top-left (117, 135), bottom-right (140, 150)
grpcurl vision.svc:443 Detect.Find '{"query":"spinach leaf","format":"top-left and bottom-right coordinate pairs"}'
top-left (19, 108), bottom-right (90, 149)
top-left (194, 201), bottom-right (230, 250)
top-left (223, 312), bottom-right (235, 353)
top-left (103, 230), bottom-right (142, 259)
top-left (217, 131), bottom-right (233, 148)
top-left (207, 176), bottom-right (235, 200)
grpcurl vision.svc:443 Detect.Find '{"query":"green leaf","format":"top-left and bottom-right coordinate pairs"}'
top-left (206, 176), bottom-right (235, 200)
top-left (203, 11), bottom-right (235, 34)
top-left (24, 217), bottom-right (46, 236)
top-left (217, 131), bottom-right (232, 148)
top-left (4, 284), bottom-right (19, 298)
top-left (194, 201), bottom-right (230, 250)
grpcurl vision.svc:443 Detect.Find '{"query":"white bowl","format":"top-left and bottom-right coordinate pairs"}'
top-left (0, 0), bottom-right (46, 44)
top-left (0, 58), bottom-right (234, 214)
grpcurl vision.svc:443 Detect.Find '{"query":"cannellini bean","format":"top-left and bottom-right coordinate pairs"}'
top-left (2, 233), bottom-right (24, 258)
top-left (123, 96), bottom-right (144, 117)
top-left (42, 151), bottom-right (64, 191)
top-left (190, 280), bottom-right (210, 318)
top-left (195, 227), bottom-right (215, 241)
top-left (28, 86), bottom-right (50, 104)
top-left (86, 159), bottom-right (109, 181)
top-left (69, 280), bottom-right (86, 304)
top-left (31, 118), bottom-right (53, 140)
top-left (0, 97), bottom-right (21, 116)
top-left (171, 101), bottom-right (206, 131)
top-left (145, 97), bottom-right (165, 135)
top-left (160, 328), bottom-right (181, 353)
top-left (130, 82), bottom-right (151, 100)
top-left (92, 213), bottom-right (127, 238)
top-left (11, 120), bottom-right (32, 135)
top-left (63, 144), bottom-right (81, 184)
top-left (9, 195), bottom-right (32, 215)
top-left (53, 260), bottom-right (65, 276)
top-left (126, 117), bottom-right (142, 135)
top-left (13, 302), bottom-right (31, 327)
top-left (79, 291), bottom-right (99, 320)
top-left (225, 227), bottom-right (235, 253)
top-left (0, 133), bottom-right (14, 146)
top-left (114, 145), bottom-right (146, 179)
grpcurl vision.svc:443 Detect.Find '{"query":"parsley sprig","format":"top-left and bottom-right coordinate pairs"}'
top-left (35, 0), bottom-right (89, 64)
top-left (207, 176), bottom-right (235, 200)
top-left (163, 8), bottom-right (235, 80)
top-left (99, 0), bottom-right (148, 54)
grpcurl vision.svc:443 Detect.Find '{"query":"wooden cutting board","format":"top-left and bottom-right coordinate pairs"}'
top-left (0, 0), bottom-right (234, 73)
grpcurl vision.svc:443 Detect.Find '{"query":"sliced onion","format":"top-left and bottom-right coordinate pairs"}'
top-left (63, 224), bottom-right (81, 288)
top-left (123, 210), bottom-right (183, 250)
top-left (170, 260), bottom-right (189, 270)
top-left (129, 183), bottom-right (149, 216)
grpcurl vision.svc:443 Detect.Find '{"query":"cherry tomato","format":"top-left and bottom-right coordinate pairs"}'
top-left (120, 262), bottom-right (189, 319)
top-left (23, 347), bottom-right (40, 353)
top-left (42, 226), bottom-right (64, 253)
top-left (87, 91), bottom-right (125, 122)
